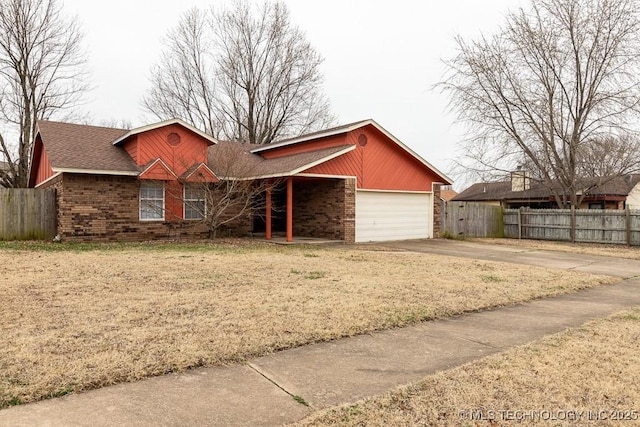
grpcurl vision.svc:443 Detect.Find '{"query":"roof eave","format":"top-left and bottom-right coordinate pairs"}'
top-left (138, 158), bottom-right (179, 180)
top-left (112, 118), bottom-right (218, 146)
top-left (53, 167), bottom-right (140, 176)
top-left (250, 120), bottom-right (372, 153)
top-left (183, 163), bottom-right (219, 182)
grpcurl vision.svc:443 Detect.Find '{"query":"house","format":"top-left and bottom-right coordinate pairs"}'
top-left (440, 185), bottom-right (458, 203)
top-left (29, 118), bottom-right (451, 243)
top-left (454, 171), bottom-right (640, 209)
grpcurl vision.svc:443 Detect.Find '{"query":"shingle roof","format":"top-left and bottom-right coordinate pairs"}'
top-left (454, 181), bottom-right (547, 201)
top-left (589, 175), bottom-right (640, 194)
top-left (35, 119), bottom-right (449, 184)
top-left (36, 120), bottom-right (356, 180)
top-left (37, 121), bottom-right (138, 173)
top-left (253, 119), bottom-right (370, 152)
top-left (112, 118), bottom-right (217, 146)
top-left (454, 175), bottom-right (640, 202)
top-left (208, 141), bottom-right (354, 179)
top-left (441, 189), bottom-right (458, 201)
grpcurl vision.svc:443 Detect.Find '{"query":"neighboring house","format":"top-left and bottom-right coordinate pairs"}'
top-left (440, 186), bottom-right (458, 202)
top-left (29, 118), bottom-right (451, 243)
top-left (454, 171), bottom-right (640, 209)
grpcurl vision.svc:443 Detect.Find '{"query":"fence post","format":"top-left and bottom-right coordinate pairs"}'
top-left (518, 207), bottom-right (523, 239)
top-left (626, 207), bottom-right (631, 246)
top-left (570, 206), bottom-right (576, 243)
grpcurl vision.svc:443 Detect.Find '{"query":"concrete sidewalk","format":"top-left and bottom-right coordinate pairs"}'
top-left (2, 240), bottom-right (640, 426)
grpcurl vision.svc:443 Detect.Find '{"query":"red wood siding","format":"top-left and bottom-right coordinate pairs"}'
top-left (138, 161), bottom-right (177, 181)
top-left (269, 125), bottom-right (440, 192)
top-left (126, 124), bottom-right (209, 176)
top-left (120, 124), bottom-right (214, 221)
top-left (165, 181), bottom-right (183, 220)
top-left (35, 143), bottom-right (54, 186)
top-left (185, 164), bottom-right (219, 183)
top-left (123, 136), bottom-right (138, 163)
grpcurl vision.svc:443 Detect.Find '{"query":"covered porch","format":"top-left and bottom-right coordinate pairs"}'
top-left (256, 176), bottom-right (356, 243)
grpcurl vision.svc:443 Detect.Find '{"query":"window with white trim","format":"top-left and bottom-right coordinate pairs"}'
top-left (140, 182), bottom-right (165, 221)
top-left (184, 185), bottom-right (206, 220)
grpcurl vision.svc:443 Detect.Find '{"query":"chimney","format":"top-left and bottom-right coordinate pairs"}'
top-left (511, 166), bottom-right (530, 192)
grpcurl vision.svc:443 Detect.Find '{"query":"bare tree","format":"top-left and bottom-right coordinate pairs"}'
top-left (0, 0), bottom-right (88, 188)
top-left (143, 1), bottom-right (335, 145)
top-left (578, 135), bottom-right (640, 178)
top-left (441, 0), bottom-right (640, 207)
top-left (205, 142), bottom-right (284, 238)
top-left (97, 118), bottom-right (133, 130)
top-left (144, 8), bottom-right (220, 136)
top-left (160, 142), bottom-right (282, 239)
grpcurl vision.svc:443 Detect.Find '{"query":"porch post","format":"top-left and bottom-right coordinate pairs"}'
top-left (286, 177), bottom-right (293, 242)
top-left (265, 185), bottom-right (272, 240)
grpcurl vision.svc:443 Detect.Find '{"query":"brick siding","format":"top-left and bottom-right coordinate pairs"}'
top-left (344, 178), bottom-right (356, 243)
top-left (41, 174), bottom-right (358, 243)
top-left (45, 173), bottom-right (251, 242)
top-left (293, 178), bottom-right (354, 242)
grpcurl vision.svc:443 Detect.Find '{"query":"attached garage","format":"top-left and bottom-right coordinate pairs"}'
top-left (355, 190), bottom-right (433, 242)
top-left (251, 119), bottom-right (452, 243)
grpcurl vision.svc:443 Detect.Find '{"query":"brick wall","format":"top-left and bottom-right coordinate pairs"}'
top-left (293, 178), bottom-right (353, 242)
top-left (44, 173), bottom-right (358, 243)
top-left (207, 184), bottom-right (253, 238)
top-left (344, 178), bottom-right (356, 243)
top-left (47, 174), bottom-right (251, 242)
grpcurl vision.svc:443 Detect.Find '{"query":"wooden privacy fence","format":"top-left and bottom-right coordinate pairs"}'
top-left (443, 202), bottom-right (504, 238)
top-left (504, 208), bottom-right (640, 245)
top-left (444, 202), bottom-right (640, 245)
top-left (0, 188), bottom-right (57, 240)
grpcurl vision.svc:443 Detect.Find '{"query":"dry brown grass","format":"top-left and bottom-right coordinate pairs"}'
top-left (0, 241), bottom-right (617, 408)
top-left (297, 308), bottom-right (640, 426)
top-left (475, 237), bottom-right (640, 260)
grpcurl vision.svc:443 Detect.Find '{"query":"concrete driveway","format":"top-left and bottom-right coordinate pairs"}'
top-left (379, 238), bottom-right (640, 278)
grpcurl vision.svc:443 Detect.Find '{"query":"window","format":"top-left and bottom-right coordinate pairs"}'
top-left (140, 182), bottom-right (165, 221)
top-left (184, 185), bottom-right (206, 220)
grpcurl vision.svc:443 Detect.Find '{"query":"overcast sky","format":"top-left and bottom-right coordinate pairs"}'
top-left (61, 0), bottom-right (523, 186)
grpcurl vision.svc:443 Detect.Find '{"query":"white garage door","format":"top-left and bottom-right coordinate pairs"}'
top-left (355, 191), bottom-right (432, 242)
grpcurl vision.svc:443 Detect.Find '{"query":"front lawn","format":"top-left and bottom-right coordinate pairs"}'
top-left (0, 240), bottom-right (616, 408)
